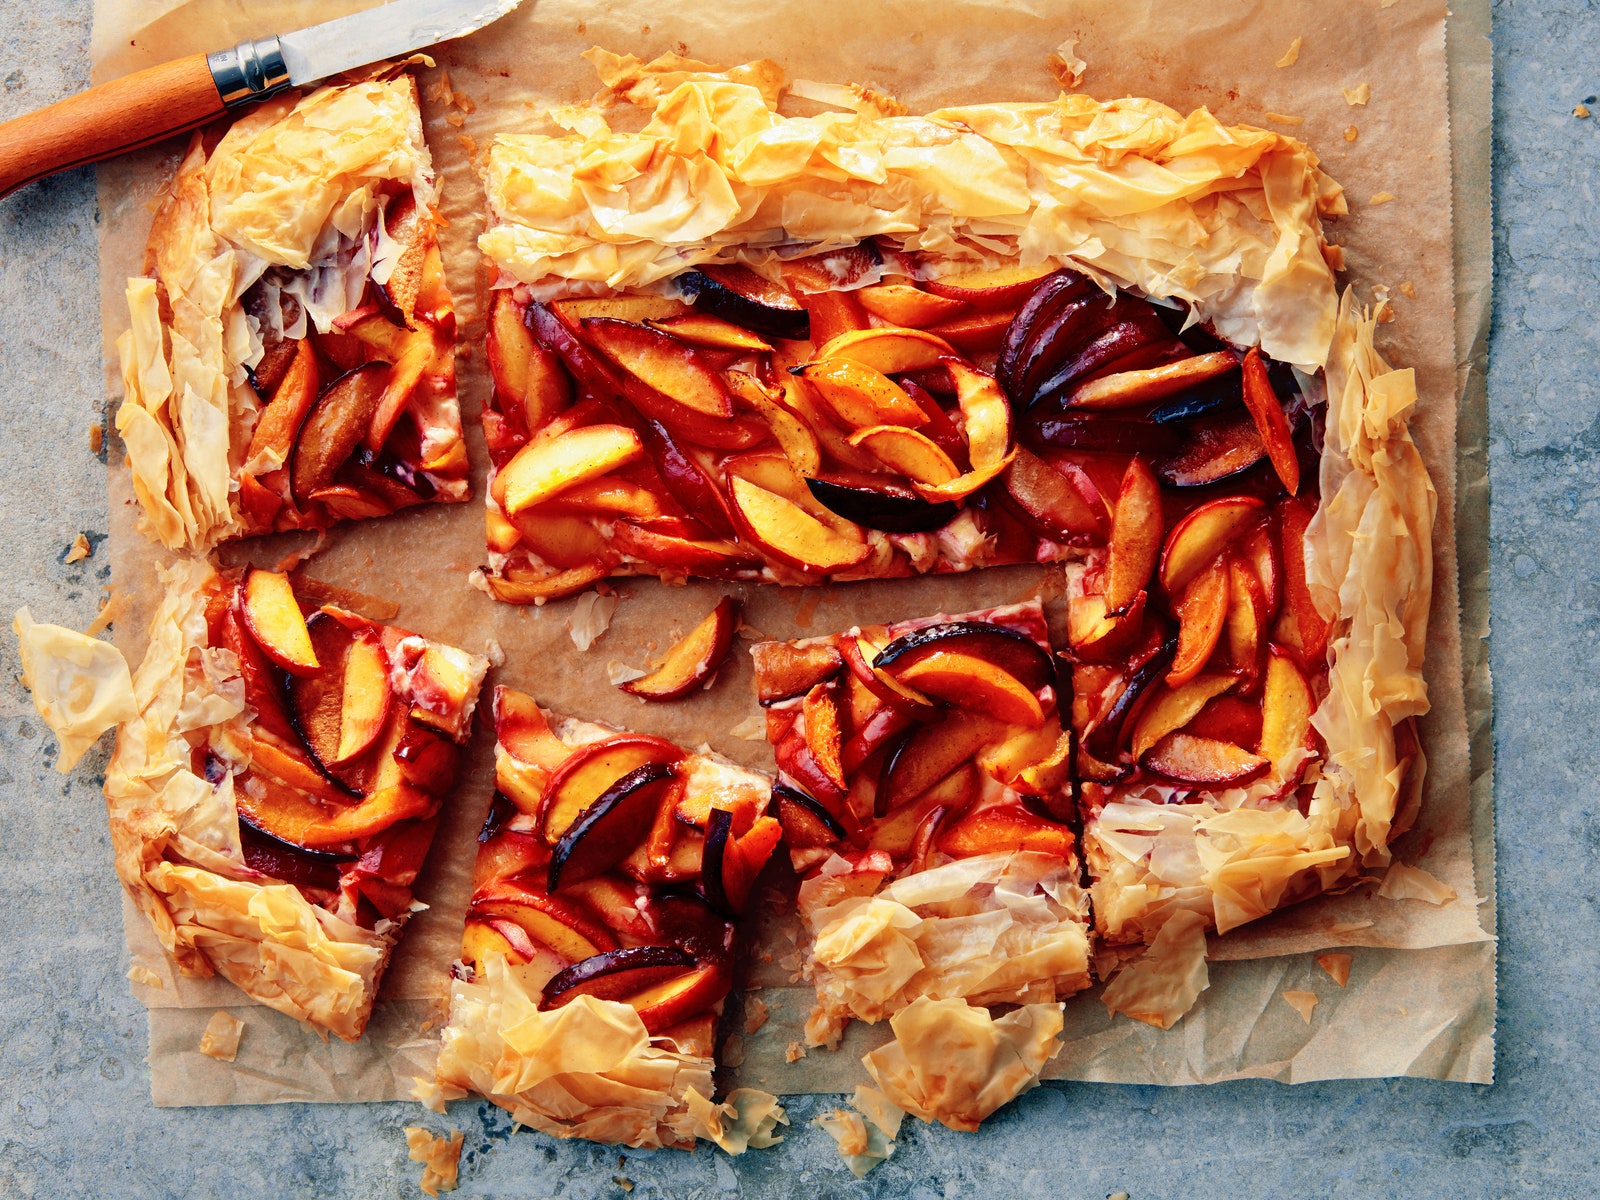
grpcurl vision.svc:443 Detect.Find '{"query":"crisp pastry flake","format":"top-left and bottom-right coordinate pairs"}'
top-left (13, 608), bottom-right (137, 772)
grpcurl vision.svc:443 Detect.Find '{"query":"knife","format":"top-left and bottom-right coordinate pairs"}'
top-left (0, 0), bottom-right (523, 199)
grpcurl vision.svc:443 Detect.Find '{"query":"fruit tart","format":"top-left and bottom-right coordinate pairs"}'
top-left (750, 601), bottom-right (1092, 1048)
top-left (429, 687), bottom-right (787, 1150)
top-left (471, 49), bottom-right (1345, 602)
top-left (116, 63), bottom-right (467, 552)
top-left (102, 561), bottom-right (487, 1041)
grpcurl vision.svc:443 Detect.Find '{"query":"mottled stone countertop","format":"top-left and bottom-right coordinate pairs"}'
top-left (0, 2), bottom-right (1591, 1196)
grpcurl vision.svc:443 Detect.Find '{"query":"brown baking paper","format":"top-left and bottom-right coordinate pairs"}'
top-left (90, 0), bottom-right (1494, 1104)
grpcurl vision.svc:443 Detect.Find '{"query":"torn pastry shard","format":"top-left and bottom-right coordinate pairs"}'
top-left (1283, 989), bottom-right (1318, 1022)
top-left (198, 1010), bottom-right (245, 1061)
top-left (101, 561), bottom-right (486, 1041)
top-left (1377, 861), bottom-right (1457, 905)
top-left (115, 63), bottom-right (467, 552)
top-left (1315, 951), bottom-right (1353, 986)
top-left (473, 48), bottom-right (1347, 600)
top-left (751, 601), bottom-right (1091, 1044)
top-left (13, 609), bottom-right (137, 772)
top-left (862, 997), bottom-right (1063, 1132)
top-left (404, 1127), bottom-right (464, 1197)
top-left (432, 687), bottom-right (785, 1149)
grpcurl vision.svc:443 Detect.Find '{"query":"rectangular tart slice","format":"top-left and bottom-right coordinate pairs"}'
top-left (116, 65), bottom-right (468, 551)
top-left (105, 562), bottom-right (487, 1041)
top-left (749, 601), bottom-right (1092, 1048)
top-left (471, 50), bottom-right (1346, 603)
top-left (431, 687), bottom-right (786, 1149)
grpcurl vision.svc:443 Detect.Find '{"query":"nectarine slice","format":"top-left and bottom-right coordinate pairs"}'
top-left (1277, 498), bottom-right (1330, 666)
top-left (494, 423), bottom-right (643, 516)
top-left (726, 371), bottom-right (822, 477)
top-left (1159, 495), bottom-right (1267, 595)
top-left (508, 509), bottom-right (610, 569)
top-left (647, 313), bottom-right (772, 352)
top-left (623, 961), bottom-right (731, 1033)
top-left (236, 773), bottom-right (436, 848)
top-left (1259, 648), bottom-right (1315, 781)
top-left (857, 283), bottom-right (967, 327)
top-left (471, 883), bottom-right (619, 962)
top-left (539, 945), bottom-right (696, 1009)
top-left (846, 425), bottom-right (960, 486)
top-left (938, 805), bottom-right (1074, 859)
top-left (245, 338), bottom-right (320, 468)
top-left (896, 651), bottom-right (1046, 727)
top-left (548, 762), bottom-right (679, 891)
top-left (751, 640), bottom-right (843, 705)
top-left (1105, 457), bottom-right (1163, 614)
top-left (494, 687), bottom-right (569, 770)
top-left (461, 918), bottom-right (531, 970)
top-left (915, 361), bottom-right (1017, 500)
top-left (924, 263), bottom-right (1055, 310)
top-left (1001, 449), bottom-right (1107, 541)
top-left (481, 563), bottom-right (610, 605)
top-left (876, 709), bottom-right (1005, 815)
top-left (331, 635), bottom-right (391, 765)
top-left (489, 292), bottom-right (572, 434)
top-left (924, 308), bottom-right (1017, 354)
top-left (552, 295), bottom-right (690, 326)
top-left (1241, 348), bottom-right (1300, 495)
top-left (610, 522), bottom-right (757, 577)
top-left (773, 783), bottom-right (845, 849)
top-left (1066, 350), bottom-right (1239, 411)
top-left (289, 363), bottom-right (389, 504)
top-left (241, 568), bottom-right (319, 676)
top-left (802, 680), bottom-right (848, 792)
top-left (538, 735), bottom-right (684, 844)
top-left (1225, 556), bottom-right (1269, 685)
top-left (727, 476), bottom-right (870, 574)
top-left (874, 620), bottom-right (1054, 693)
top-left (798, 358), bottom-right (928, 429)
top-left (1130, 673), bottom-right (1236, 761)
top-left (620, 596), bottom-right (741, 701)
top-left (1143, 732), bottom-right (1267, 786)
top-left (815, 326), bottom-right (956, 374)
top-left (582, 318), bottom-right (734, 419)
top-left (1167, 556), bottom-right (1231, 686)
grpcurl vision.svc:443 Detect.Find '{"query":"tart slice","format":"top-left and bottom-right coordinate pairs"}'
top-left (750, 601), bottom-right (1092, 1048)
top-left (116, 63), bottom-right (467, 551)
top-left (430, 688), bottom-right (787, 1150)
top-left (104, 562), bottom-right (488, 1041)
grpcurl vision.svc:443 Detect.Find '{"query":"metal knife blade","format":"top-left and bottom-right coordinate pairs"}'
top-left (278, 0), bottom-right (523, 85)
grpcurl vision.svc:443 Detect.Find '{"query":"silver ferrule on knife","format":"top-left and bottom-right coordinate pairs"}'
top-left (207, 38), bottom-right (293, 107)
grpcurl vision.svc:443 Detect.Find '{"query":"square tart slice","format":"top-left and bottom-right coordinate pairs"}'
top-left (431, 688), bottom-right (786, 1150)
top-left (471, 52), bottom-right (1346, 604)
top-left (1065, 295), bottom-right (1433, 1014)
top-left (116, 63), bottom-right (467, 552)
top-left (105, 562), bottom-right (488, 1041)
top-left (750, 601), bottom-right (1091, 1048)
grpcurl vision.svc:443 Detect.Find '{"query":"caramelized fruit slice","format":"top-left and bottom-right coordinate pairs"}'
top-left (1259, 648), bottom-right (1315, 785)
top-left (802, 680), bottom-right (848, 792)
top-left (1104, 458), bottom-right (1163, 614)
top-left (1082, 636), bottom-right (1177, 761)
top-left (1154, 407), bottom-right (1267, 487)
top-left (1002, 448), bottom-right (1107, 541)
top-left (939, 806), bottom-right (1074, 858)
top-left (331, 634), bottom-right (391, 765)
top-left (846, 425), bottom-right (959, 486)
top-left (648, 313), bottom-right (773, 352)
top-left (874, 621), bottom-right (1054, 692)
top-left (236, 771), bottom-right (434, 848)
top-left (1240, 348), bottom-right (1300, 495)
top-left (727, 476), bottom-right (870, 574)
top-left (806, 474), bottom-right (958, 534)
top-left (538, 735), bottom-right (686, 844)
top-left (752, 640), bottom-right (844, 705)
top-left (895, 651), bottom-right (1045, 727)
top-left (582, 318), bottom-right (735, 419)
top-left (539, 945), bottom-right (696, 1009)
top-left (1065, 350), bottom-right (1239, 410)
top-left (702, 806), bottom-right (782, 916)
top-left (925, 263), bottom-right (1056, 310)
top-left (680, 265), bottom-right (809, 339)
top-left (290, 363), bottom-right (389, 505)
top-left (1168, 556), bottom-right (1231, 687)
top-left (1143, 732), bottom-right (1268, 786)
top-left (877, 709), bottom-right (1007, 814)
top-left (494, 424), bottom-right (643, 516)
top-left (798, 359), bottom-right (928, 429)
top-left (471, 881), bottom-right (619, 962)
top-left (548, 762), bottom-right (679, 892)
top-left (773, 783), bottom-right (845, 848)
top-left (620, 596), bottom-right (741, 701)
top-left (726, 371), bottom-right (822, 477)
top-left (1278, 497), bottom-right (1331, 666)
top-left (857, 283), bottom-right (967, 326)
top-left (246, 338), bottom-right (321, 467)
top-left (621, 961), bottom-right (731, 1034)
top-left (1159, 495), bottom-right (1266, 594)
top-left (1130, 673), bottom-right (1237, 761)
top-left (814, 327), bottom-right (956, 374)
top-left (489, 292), bottom-right (571, 432)
top-left (241, 568), bottom-right (319, 676)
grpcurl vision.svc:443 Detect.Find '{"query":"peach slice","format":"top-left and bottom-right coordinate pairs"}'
top-left (913, 361), bottom-right (1018, 501)
top-left (874, 620), bottom-right (1054, 693)
top-left (976, 723), bottom-right (1071, 794)
top-left (1067, 590), bottom-right (1149, 663)
top-left (846, 425), bottom-right (960, 486)
top-left (779, 375), bottom-right (883, 472)
top-left (841, 635), bottom-right (935, 715)
top-left (1143, 732), bottom-right (1268, 786)
top-left (495, 687), bottom-right (570, 770)
top-left (1277, 498), bottom-right (1330, 667)
top-left (647, 313), bottom-right (773, 352)
top-left (539, 945), bottom-right (697, 1009)
top-left (727, 476), bottom-right (871, 574)
top-left (241, 568), bottom-right (319, 676)
top-left (725, 371), bottom-right (822, 478)
top-left (815, 326), bottom-right (957, 373)
top-left (1242, 524), bottom-right (1282, 619)
top-left (1185, 696), bottom-right (1264, 749)
top-left (802, 680), bottom-right (848, 792)
top-left (681, 264), bottom-right (809, 340)
top-left (539, 735), bottom-right (685, 845)
top-left (774, 782), bottom-right (845, 849)
top-left (461, 918), bottom-right (531, 970)
top-left (236, 773), bottom-right (436, 848)
top-left (289, 363), bottom-right (389, 504)
top-left (365, 328), bottom-right (439, 452)
top-left (1002, 448), bottom-right (1107, 541)
top-left (482, 563), bottom-right (610, 605)
top-left (488, 292), bottom-right (572, 434)
top-left (552, 295), bottom-right (691, 326)
top-left (752, 640), bottom-right (844, 705)
top-left (1065, 350), bottom-right (1239, 410)
top-left (857, 283), bottom-right (968, 327)
top-left (1080, 634), bottom-right (1177, 762)
top-left (1259, 648), bottom-right (1315, 782)
top-left (1105, 458), bottom-right (1163, 614)
top-left (1224, 556), bottom-right (1269, 686)
top-left (876, 709), bottom-right (1006, 815)
top-left (471, 881), bottom-right (619, 962)
top-left (868, 768), bottom-right (974, 859)
top-left (1167, 556), bottom-right (1231, 687)
top-left (561, 876), bottom-right (655, 943)
top-left (620, 596), bottom-right (741, 701)
top-left (308, 485), bottom-right (390, 522)
top-left (218, 606), bottom-right (298, 742)
top-left (582, 318), bottom-right (734, 419)
top-left (548, 762), bottom-right (680, 891)
top-left (1241, 348), bottom-right (1300, 495)
top-left (508, 509), bottom-right (611, 569)
top-left (939, 806), bottom-right (1075, 859)
top-left (896, 651), bottom-right (1046, 727)
top-left (798, 358), bottom-right (928, 429)
top-left (623, 961), bottom-right (731, 1034)
top-left (392, 726), bottom-right (459, 796)
top-left (924, 308), bottom-right (1017, 354)
top-left (924, 263), bottom-right (1056, 309)
top-left (245, 734), bottom-right (354, 806)
top-left (494, 424), bottom-right (643, 516)
top-left (331, 635), bottom-right (391, 765)
top-left (610, 523), bottom-right (757, 577)
top-left (1158, 495), bottom-right (1267, 595)
top-left (1130, 673), bottom-right (1237, 761)
top-left (245, 338), bottom-right (320, 468)
top-left (539, 477), bottom-right (668, 522)
top-left (703, 808), bottom-right (783, 916)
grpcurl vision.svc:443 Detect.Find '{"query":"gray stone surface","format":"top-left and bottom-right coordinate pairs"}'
top-left (0, 2), bottom-right (1588, 1196)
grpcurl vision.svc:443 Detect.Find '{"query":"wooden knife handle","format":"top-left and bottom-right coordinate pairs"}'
top-left (0, 55), bottom-right (224, 198)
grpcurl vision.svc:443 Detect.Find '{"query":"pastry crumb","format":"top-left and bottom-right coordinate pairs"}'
top-left (444, 111), bottom-right (465, 128)
top-left (1264, 111), bottom-right (1304, 126)
top-left (1344, 124), bottom-right (1359, 142)
top-left (404, 1127), bottom-right (464, 1196)
top-left (1047, 38), bottom-right (1088, 89)
top-left (1368, 191), bottom-right (1397, 205)
top-left (88, 424), bottom-right (104, 454)
top-left (85, 586), bottom-right (126, 636)
top-left (1343, 82), bottom-right (1372, 106)
top-left (1378, 861), bottom-right (1457, 905)
top-left (1576, 103), bottom-right (1591, 119)
top-left (607, 659), bottom-right (648, 686)
top-left (127, 961), bottom-right (163, 989)
top-left (1398, 280), bottom-right (1417, 298)
top-left (566, 590), bottom-right (618, 650)
top-left (1321, 243), bottom-right (1347, 272)
top-left (198, 1010), bottom-right (244, 1061)
top-left (1316, 952), bottom-right (1353, 986)
top-left (63, 533), bottom-right (91, 563)
top-left (786, 1040), bottom-right (808, 1062)
top-left (613, 1176), bottom-right (634, 1193)
top-left (745, 996), bottom-right (771, 1033)
top-left (729, 714), bottom-right (767, 740)
top-left (1275, 36), bottom-right (1303, 68)
top-left (483, 638), bottom-right (505, 668)
top-left (1283, 990), bottom-right (1318, 1023)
